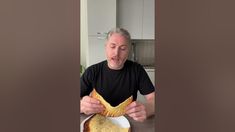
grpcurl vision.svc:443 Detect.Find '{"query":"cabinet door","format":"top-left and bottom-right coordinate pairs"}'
top-left (145, 68), bottom-right (155, 86)
top-left (143, 0), bottom-right (155, 39)
top-left (87, 0), bottom-right (116, 36)
top-left (117, 0), bottom-right (143, 39)
top-left (87, 37), bottom-right (106, 66)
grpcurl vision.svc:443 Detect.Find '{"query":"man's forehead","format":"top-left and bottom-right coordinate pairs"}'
top-left (108, 41), bottom-right (129, 47)
top-left (108, 35), bottom-right (129, 45)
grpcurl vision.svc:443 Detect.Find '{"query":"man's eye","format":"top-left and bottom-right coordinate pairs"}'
top-left (120, 47), bottom-right (127, 50)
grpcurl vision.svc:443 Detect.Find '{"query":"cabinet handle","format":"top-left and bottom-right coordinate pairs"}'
top-left (97, 32), bottom-right (108, 35)
top-left (97, 36), bottom-right (106, 40)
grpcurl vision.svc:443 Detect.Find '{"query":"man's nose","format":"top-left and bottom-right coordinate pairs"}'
top-left (114, 48), bottom-right (119, 56)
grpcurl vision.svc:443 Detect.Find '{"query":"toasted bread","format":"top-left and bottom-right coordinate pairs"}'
top-left (91, 89), bottom-right (133, 117)
top-left (84, 114), bottom-right (129, 132)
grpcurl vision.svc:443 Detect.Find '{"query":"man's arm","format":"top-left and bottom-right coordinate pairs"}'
top-left (144, 92), bottom-right (155, 117)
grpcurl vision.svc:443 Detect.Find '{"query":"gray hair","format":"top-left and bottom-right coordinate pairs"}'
top-left (106, 27), bottom-right (131, 45)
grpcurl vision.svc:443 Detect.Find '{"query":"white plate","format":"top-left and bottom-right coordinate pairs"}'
top-left (80, 114), bottom-right (130, 132)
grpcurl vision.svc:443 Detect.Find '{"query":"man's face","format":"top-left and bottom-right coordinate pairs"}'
top-left (105, 33), bottom-right (130, 70)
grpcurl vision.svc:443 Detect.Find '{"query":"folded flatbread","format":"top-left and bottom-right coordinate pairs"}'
top-left (84, 114), bottom-right (129, 132)
top-left (91, 89), bottom-right (133, 117)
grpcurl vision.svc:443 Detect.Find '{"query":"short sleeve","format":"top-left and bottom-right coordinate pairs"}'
top-left (137, 65), bottom-right (155, 95)
top-left (80, 67), bottom-right (94, 97)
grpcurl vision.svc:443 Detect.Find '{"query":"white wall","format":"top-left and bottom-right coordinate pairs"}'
top-left (80, 0), bottom-right (88, 68)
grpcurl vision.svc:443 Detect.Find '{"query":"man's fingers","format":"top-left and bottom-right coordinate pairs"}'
top-left (125, 101), bottom-right (144, 113)
top-left (125, 101), bottom-right (138, 111)
top-left (125, 101), bottom-right (147, 122)
top-left (84, 107), bottom-right (103, 115)
top-left (81, 96), bottom-right (105, 115)
top-left (82, 102), bottom-right (104, 115)
top-left (83, 100), bottom-right (104, 109)
top-left (133, 116), bottom-right (146, 122)
top-left (88, 97), bottom-right (101, 104)
top-left (126, 106), bottom-right (142, 114)
top-left (82, 96), bottom-right (104, 108)
top-left (128, 110), bottom-right (146, 122)
top-left (83, 96), bottom-right (100, 104)
top-left (128, 110), bottom-right (146, 117)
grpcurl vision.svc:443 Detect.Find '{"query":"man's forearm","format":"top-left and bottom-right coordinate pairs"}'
top-left (144, 92), bottom-right (155, 117)
top-left (145, 100), bottom-right (155, 117)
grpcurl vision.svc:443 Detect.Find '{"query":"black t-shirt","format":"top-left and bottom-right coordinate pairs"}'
top-left (80, 60), bottom-right (155, 106)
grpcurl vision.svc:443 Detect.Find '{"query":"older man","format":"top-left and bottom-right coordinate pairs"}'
top-left (80, 28), bottom-right (155, 122)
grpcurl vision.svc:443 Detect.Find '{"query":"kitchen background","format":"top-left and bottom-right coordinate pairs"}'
top-left (81, 0), bottom-right (155, 101)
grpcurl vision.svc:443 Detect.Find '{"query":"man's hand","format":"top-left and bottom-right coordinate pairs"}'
top-left (80, 96), bottom-right (104, 115)
top-left (125, 101), bottom-right (147, 122)
top-left (125, 92), bottom-right (155, 122)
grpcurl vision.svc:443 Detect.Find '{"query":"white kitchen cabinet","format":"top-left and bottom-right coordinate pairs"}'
top-left (87, 37), bottom-right (106, 66)
top-left (145, 68), bottom-right (155, 86)
top-left (117, 0), bottom-right (143, 39)
top-left (143, 0), bottom-right (155, 39)
top-left (86, 0), bottom-right (116, 67)
top-left (117, 0), bottom-right (154, 39)
top-left (87, 0), bottom-right (116, 36)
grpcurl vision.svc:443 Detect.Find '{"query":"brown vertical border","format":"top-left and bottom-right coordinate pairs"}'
top-left (74, 0), bottom-right (80, 131)
top-left (155, 0), bottom-right (159, 131)
top-left (1, 0), bottom-right (81, 132)
top-left (156, 0), bottom-right (235, 132)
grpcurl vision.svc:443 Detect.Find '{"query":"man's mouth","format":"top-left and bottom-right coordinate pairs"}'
top-left (111, 57), bottom-right (119, 62)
